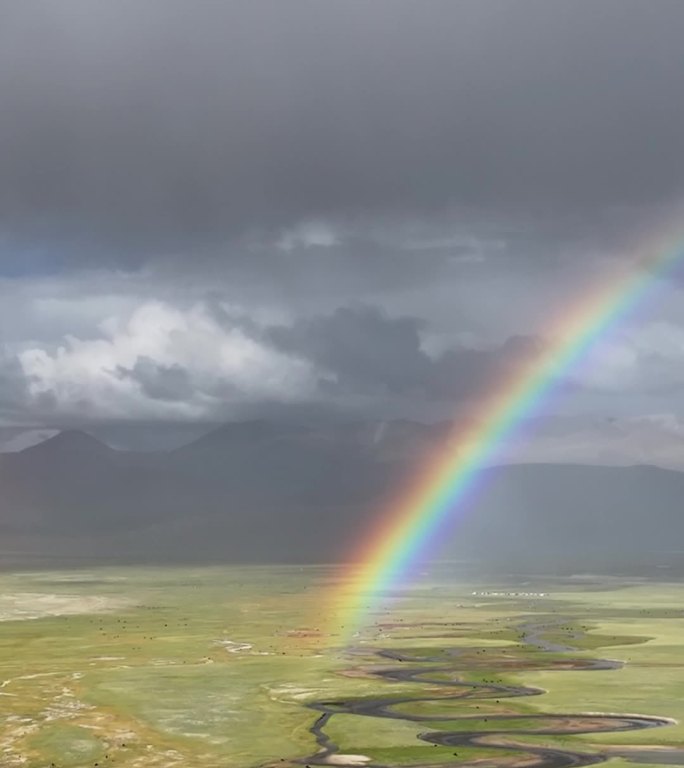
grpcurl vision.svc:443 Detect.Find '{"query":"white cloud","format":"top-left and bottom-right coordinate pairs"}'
top-left (18, 301), bottom-right (317, 420)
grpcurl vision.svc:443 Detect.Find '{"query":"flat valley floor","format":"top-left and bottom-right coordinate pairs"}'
top-left (0, 564), bottom-right (683, 768)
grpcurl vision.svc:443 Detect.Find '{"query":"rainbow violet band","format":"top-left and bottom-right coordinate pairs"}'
top-left (334, 234), bottom-right (682, 640)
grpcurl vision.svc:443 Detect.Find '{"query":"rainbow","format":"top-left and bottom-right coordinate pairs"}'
top-left (334, 228), bottom-right (682, 638)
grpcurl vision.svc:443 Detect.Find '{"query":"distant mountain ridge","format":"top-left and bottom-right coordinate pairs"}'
top-left (22, 429), bottom-right (116, 459)
top-left (0, 420), bottom-right (682, 573)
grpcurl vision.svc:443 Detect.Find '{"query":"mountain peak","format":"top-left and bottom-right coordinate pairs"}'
top-left (21, 429), bottom-right (111, 456)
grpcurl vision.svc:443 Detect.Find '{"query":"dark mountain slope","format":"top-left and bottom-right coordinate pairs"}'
top-left (0, 421), bottom-right (681, 571)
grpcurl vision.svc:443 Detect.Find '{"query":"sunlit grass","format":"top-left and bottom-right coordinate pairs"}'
top-left (0, 567), bottom-right (682, 766)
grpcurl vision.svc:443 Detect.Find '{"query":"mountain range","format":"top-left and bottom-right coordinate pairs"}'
top-left (0, 420), bottom-right (682, 574)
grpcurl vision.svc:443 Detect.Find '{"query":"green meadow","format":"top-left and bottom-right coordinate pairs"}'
top-left (0, 566), bottom-right (682, 768)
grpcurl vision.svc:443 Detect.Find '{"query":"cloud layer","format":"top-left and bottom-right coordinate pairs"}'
top-left (2, 2), bottom-right (684, 466)
top-left (2, 1), bottom-right (684, 259)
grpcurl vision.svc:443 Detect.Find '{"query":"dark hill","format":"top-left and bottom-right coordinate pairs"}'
top-left (0, 421), bottom-right (682, 572)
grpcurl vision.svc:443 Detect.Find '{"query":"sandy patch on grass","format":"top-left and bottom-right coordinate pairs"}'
top-left (0, 592), bottom-right (131, 621)
top-left (215, 639), bottom-right (253, 653)
top-left (325, 755), bottom-right (371, 765)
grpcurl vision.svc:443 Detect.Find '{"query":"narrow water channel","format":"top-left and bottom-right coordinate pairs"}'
top-left (299, 618), bottom-right (679, 768)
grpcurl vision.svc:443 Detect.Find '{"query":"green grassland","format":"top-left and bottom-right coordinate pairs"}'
top-left (0, 566), bottom-right (682, 767)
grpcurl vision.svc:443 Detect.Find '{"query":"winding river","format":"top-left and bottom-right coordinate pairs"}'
top-left (298, 617), bottom-right (680, 768)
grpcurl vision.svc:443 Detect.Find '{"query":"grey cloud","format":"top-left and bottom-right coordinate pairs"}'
top-left (269, 303), bottom-right (544, 405)
top-left (431, 334), bottom-right (544, 400)
top-left (1, 1), bottom-right (684, 260)
top-left (2, 0), bottom-right (684, 460)
top-left (116, 357), bottom-right (193, 402)
top-left (270, 305), bottom-right (428, 396)
top-left (0, 355), bottom-right (31, 421)
top-left (0, 298), bottom-right (546, 428)
top-left (3, 287), bottom-right (684, 458)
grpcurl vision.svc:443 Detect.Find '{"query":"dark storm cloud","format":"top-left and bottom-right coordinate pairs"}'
top-left (2, 0), bottom-right (684, 258)
top-left (270, 305), bottom-right (428, 396)
top-left (270, 304), bottom-right (544, 402)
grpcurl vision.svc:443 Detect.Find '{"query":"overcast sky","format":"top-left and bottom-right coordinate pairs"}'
top-left (3, 0), bottom-right (684, 463)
